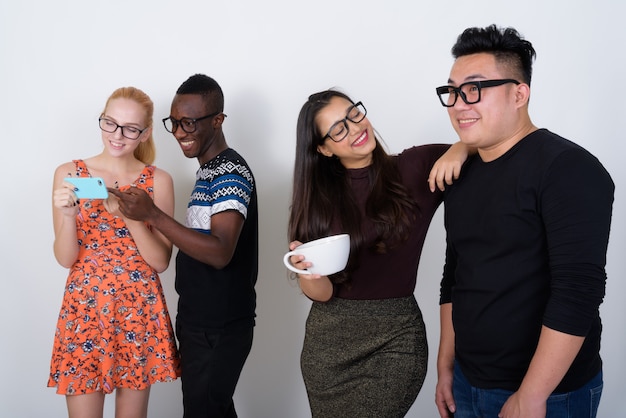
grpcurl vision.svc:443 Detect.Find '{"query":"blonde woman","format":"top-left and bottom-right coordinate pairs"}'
top-left (48, 87), bottom-right (179, 418)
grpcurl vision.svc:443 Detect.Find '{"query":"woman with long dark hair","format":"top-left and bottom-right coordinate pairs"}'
top-left (287, 89), bottom-right (468, 417)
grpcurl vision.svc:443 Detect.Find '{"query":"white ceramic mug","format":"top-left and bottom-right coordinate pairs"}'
top-left (283, 234), bottom-right (350, 276)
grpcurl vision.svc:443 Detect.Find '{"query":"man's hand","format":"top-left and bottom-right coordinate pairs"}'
top-left (107, 187), bottom-right (158, 222)
top-left (498, 390), bottom-right (546, 418)
top-left (435, 368), bottom-right (456, 417)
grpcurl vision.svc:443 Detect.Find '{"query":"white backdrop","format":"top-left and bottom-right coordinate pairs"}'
top-left (1, 1), bottom-right (624, 417)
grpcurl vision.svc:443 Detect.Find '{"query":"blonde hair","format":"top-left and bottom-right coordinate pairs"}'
top-left (102, 87), bottom-right (156, 165)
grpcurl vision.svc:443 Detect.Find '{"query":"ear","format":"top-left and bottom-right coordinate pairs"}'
top-left (514, 83), bottom-right (531, 108)
top-left (140, 126), bottom-right (153, 143)
top-left (317, 144), bottom-right (333, 158)
top-left (213, 113), bottom-right (226, 128)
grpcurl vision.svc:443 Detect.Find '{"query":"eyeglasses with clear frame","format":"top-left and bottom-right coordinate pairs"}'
top-left (98, 117), bottom-right (148, 140)
top-left (323, 101), bottom-right (367, 142)
top-left (435, 79), bottom-right (520, 107)
top-left (162, 111), bottom-right (222, 134)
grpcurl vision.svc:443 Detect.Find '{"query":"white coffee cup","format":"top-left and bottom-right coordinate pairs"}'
top-left (283, 234), bottom-right (350, 276)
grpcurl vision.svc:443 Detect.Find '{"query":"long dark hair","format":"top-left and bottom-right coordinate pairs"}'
top-left (288, 90), bottom-right (417, 285)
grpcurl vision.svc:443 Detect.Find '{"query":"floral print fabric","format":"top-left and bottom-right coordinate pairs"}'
top-left (48, 160), bottom-right (180, 395)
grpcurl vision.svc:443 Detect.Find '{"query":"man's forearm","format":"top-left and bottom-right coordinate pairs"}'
top-left (517, 325), bottom-right (585, 401)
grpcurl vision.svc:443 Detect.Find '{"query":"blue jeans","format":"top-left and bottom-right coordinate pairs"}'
top-left (452, 361), bottom-right (603, 418)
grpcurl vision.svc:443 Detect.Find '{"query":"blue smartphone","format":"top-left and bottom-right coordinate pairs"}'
top-left (65, 177), bottom-right (109, 199)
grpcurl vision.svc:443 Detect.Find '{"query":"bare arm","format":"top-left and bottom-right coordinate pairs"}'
top-left (287, 241), bottom-right (334, 302)
top-left (435, 302), bottom-right (456, 418)
top-left (428, 142), bottom-right (476, 192)
top-left (109, 187), bottom-right (243, 269)
top-left (108, 169), bottom-right (175, 273)
top-left (498, 326), bottom-right (585, 418)
top-left (298, 274), bottom-right (334, 302)
top-left (52, 163), bottom-right (80, 267)
top-left (151, 208), bottom-right (243, 269)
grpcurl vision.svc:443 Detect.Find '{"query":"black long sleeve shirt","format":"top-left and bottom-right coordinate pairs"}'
top-left (440, 129), bottom-right (614, 392)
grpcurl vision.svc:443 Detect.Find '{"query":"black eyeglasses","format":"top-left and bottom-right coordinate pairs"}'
top-left (323, 102), bottom-right (367, 142)
top-left (436, 79), bottom-right (520, 107)
top-left (162, 111), bottom-right (222, 134)
top-left (99, 117), bottom-right (148, 140)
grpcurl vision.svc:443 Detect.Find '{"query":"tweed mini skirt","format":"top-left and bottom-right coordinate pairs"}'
top-left (301, 295), bottom-right (428, 418)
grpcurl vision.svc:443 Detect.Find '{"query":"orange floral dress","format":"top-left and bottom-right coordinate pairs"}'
top-left (48, 160), bottom-right (180, 395)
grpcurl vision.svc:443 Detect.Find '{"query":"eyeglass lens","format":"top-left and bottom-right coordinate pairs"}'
top-left (327, 102), bottom-right (367, 142)
top-left (436, 79), bottom-right (520, 107)
top-left (99, 118), bottom-right (143, 140)
top-left (437, 83), bottom-right (482, 107)
top-left (163, 112), bottom-right (219, 134)
top-left (163, 118), bottom-right (195, 134)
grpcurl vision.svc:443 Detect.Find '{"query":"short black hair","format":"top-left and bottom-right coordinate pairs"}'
top-left (451, 24), bottom-right (536, 85)
top-left (176, 73), bottom-right (224, 111)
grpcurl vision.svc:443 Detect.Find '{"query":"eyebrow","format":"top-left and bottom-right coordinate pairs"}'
top-left (103, 116), bottom-right (142, 128)
top-left (328, 104), bottom-right (354, 124)
top-left (447, 74), bottom-right (487, 85)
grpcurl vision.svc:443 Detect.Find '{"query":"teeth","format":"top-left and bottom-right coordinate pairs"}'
top-left (180, 140), bottom-right (193, 147)
top-left (353, 132), bottom-right (366, 146)
top-left (459, 118), bottom-right (478, 124)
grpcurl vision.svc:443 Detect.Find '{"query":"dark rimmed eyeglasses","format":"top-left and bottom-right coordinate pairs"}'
top-left (323, 102), bottom-right (367, 142)
top-left (162, 111), bottom-right (223, 134)
top-left (98, 117), bottom-right (148, 140)
top-left (436, 79), bottom-right (520, 107)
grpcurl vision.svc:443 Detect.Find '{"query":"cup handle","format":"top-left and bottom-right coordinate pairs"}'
top-left (283, 251), bottom-right (310, 275)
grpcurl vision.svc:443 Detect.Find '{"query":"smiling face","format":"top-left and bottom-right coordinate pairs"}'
top-left (100, 97), bottom-right (151, 156)
top-left (315, 96), bottom-right (376, 169)
top-left (169, 93), bottom-right (225, 165)
top-left (447, 52), bottom-right (533, 161)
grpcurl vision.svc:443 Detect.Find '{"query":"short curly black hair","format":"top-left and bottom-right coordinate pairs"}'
top-left (176, 73), bottom-right (224, 111)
